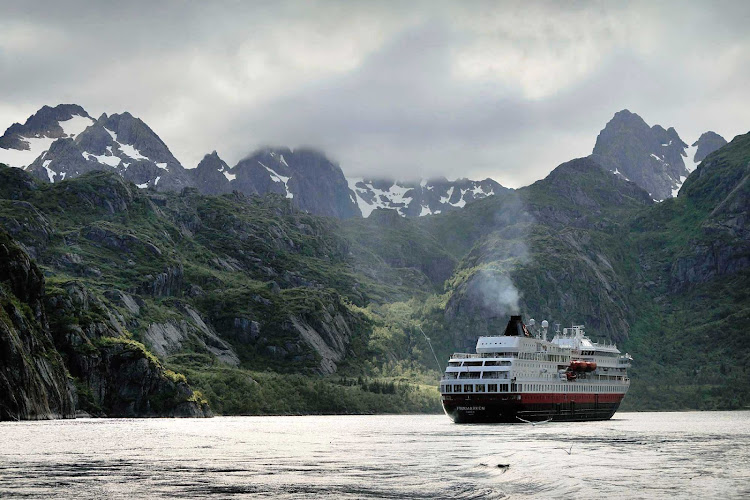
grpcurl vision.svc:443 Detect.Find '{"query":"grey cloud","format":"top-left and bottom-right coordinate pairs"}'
top-left (0, 0), bottom-right (748, 187)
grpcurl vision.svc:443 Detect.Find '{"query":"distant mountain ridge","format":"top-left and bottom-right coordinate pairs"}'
top-left (0, 104), bottom-right (730, 219)
top-left (348, 177), bottom-right (505, 217)
top-left (0, 104), bottom-right (508, 219)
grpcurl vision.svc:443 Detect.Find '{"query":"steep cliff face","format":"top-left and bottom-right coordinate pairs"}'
top-left (0, 230), bottom-right (75, 420)
top-left (45, 281), bottom-right (211, 417)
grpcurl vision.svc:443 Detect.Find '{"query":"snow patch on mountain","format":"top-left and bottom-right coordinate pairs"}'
top-left (259, 161), bottom-right (293, 199)
top-left (0, 111), bottom-right (94, 168)
top-left (683, 143), bottom-right (700, 173)
top-left (0, 136), bottom-right (57, 168)
top-left (59, 114), bottom-right (94, 137)
top-left (82, 151), bottom-right (121, 167)
top-left (348, 178), bottom-right (415, 217)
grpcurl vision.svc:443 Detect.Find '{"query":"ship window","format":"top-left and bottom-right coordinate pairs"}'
top-left (488, 384), bottom-right (498, 392)
top-left (465, 361), bottom-right (482, 366)
top-left (463, 385), bottom-right (473, 393)
top-left (475, 384), bottom-right (485, 393)
top-left (453, 385), bottom-right (461, 392)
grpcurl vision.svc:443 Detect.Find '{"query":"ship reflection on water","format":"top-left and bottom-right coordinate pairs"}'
top-left (0, 412), bottom-right (748, 499)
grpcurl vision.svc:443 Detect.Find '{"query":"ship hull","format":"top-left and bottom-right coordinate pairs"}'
top-left (442, 393), bottom-right (624, 423)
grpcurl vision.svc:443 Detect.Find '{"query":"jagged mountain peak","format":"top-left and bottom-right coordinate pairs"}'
top-left (0, 104), bottom-right (95, 168)
top-left (592, 110), bottom-right (700, 201)
top-left (692, 131), bottom-right (727, 163)
top-left (192, 151), bottom-right (233, 195)
top-left (7, 105), bottom-right (195, 192)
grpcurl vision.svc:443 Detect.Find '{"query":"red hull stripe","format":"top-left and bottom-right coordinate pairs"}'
top-left (443, 393), bottom-right (625, 404)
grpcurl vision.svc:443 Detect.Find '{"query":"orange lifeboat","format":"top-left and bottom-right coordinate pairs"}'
top-left (585, 362), bottom-right (597, 372)
top-left (570, 361), bottom-right (587, 372)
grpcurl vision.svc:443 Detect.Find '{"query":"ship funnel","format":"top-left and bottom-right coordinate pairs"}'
top-left (504, 315), bottom-right (530, 337)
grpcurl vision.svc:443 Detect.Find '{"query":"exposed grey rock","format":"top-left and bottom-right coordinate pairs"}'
top-left (229, 317), bottom-right (261, 343)
top-left (138, 264), bottom-right (183, 297)
top-left (190, 151), bottom-right (233, 195)
top-left (0, 230), bottom-right (76, 421)
top-left (229, 147), bottom-right (361, 218)
top-left (693, 131), bottom-right (727, 163)
top-left (0, 104), bottom-right (92, 152)
top-left (591, 109), bottom-right (691, 200)
top-left (12, 106), bottom-right (195, 192)
top-left (289, 310), bottom-right (351, 375)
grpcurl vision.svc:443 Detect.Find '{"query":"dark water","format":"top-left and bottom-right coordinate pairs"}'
top-left (0, 411), bottom-right (748, 499)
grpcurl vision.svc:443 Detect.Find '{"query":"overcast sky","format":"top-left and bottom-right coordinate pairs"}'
top-left (1, 0), bottom-right (748, 187)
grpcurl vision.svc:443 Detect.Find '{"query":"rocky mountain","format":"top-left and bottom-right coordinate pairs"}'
top-left (693, 131), bottom-right (727, 163)
top-left (191, 151), bottom-right (234, 196)
top-left (2, 105), bottom-right (506, 219)
top-left (0, 104), bottom-right (94, 168)
top-left (347, 177), bottom-right (505, 217)
top-left (0, 104), bottom-right (195, 192)
top-left (1, 126), bottom-right (748, 418)
top-left (591, 109), bottom-right (726, 201)
top-left (188, 147), bottom-right (363, 218)
top-left (28, 111), bottom-right (194, 192)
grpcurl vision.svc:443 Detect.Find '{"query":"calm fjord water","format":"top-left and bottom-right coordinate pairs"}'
top-left (0, 411), bottom-right (748, 499)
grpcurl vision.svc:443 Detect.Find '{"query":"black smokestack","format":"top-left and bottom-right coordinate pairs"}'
top-left (503, 315), bottom-right (530, 337)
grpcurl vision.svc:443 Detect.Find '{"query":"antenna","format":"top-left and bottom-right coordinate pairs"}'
top-left (417, 325), bottom-right (443, 374)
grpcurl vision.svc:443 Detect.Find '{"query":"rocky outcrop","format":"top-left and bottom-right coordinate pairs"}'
top-left (45, 281), bottom-right (211, 417)
top-left (144, 304), bottom-right (240, 366)
top-left (693, 131), bottom-right (727, 163)
top-left (0, 230), bottom-right (75, 420)
top-left (190, 151), bottom-right (234, 195)
top-left (137, 264), bottom-right (183, 297)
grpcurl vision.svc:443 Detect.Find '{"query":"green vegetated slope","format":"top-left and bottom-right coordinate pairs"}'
top-left (0, 166), bottom-right (443, 416)
top-left (1, 131), bottom-right (748, 417)
top-left (344, 137), bottom-right (750, 412)
top-left (623, 132), bottom-right (750, 410)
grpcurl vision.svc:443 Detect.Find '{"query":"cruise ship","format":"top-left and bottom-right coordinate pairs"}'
top-left (440, 316), bottom-right (631, 423)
